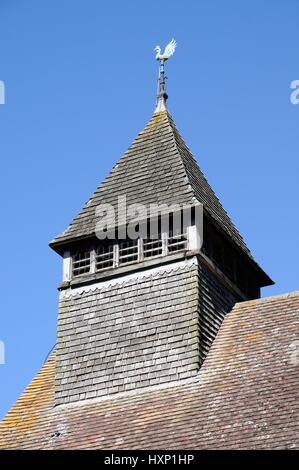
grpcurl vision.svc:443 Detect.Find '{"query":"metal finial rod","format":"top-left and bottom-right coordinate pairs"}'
top-left (157, 60), bottom-right (168, 104)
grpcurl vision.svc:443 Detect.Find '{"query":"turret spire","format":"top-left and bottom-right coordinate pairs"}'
top-left (154, 38), bottom-right (177, 113)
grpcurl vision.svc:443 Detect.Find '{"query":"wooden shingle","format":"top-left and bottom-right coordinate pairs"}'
top-left (1, 290), bottom-right (298, 449)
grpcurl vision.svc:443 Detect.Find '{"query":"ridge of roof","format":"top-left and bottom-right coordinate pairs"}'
top-left (164, 112), bottom-right (252, 253)
top-left (235, 288), bottom-right (299, 307)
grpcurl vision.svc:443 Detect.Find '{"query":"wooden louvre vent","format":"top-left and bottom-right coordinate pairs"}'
top-left (71, 231), bottom-right (188, 278)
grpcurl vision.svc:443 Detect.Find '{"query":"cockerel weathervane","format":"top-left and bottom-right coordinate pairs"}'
top-left (154, 38), bottom-right (177, 61)
top-left (154, 38), bottom-right (177, 113)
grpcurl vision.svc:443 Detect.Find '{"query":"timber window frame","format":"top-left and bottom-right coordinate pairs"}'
top-left (72, 250), bottom-right (91, 276)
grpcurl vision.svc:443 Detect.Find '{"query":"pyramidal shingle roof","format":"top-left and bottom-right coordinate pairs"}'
top-left (50, 110), bottom-right (268, 279)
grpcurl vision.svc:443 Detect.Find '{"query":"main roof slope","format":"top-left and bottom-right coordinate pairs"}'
top-left (50, 110), bottom-right (270, 282)
top-left (1, 290), bottom-right (298, 450)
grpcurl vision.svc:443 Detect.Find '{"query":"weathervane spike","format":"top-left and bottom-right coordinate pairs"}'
top-left (154, 39), bottom-right (177, 113)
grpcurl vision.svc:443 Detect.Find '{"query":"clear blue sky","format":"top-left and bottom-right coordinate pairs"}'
top-left (0, 0), bottom-right (298, 419)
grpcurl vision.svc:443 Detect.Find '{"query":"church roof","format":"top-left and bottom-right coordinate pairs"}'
top-left (50, 110), bottom-right (271, 285)
top-left (1, 290), bottom-right (298, 450)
